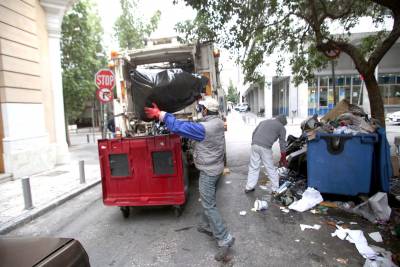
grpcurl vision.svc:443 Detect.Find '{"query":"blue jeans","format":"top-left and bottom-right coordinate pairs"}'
top-left (199, 171), bottom-right (230, 242)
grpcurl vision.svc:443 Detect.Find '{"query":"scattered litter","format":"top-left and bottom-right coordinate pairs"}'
top-left (295, 239), bottom-right (300, 242)
top-left (300, 224), bottom-right (321, 231)
top-left (319, 201), bottom-right (338, 208)
top-left (310, 209), bottom-right (318, 214)
top-left (337, 220), bottom-right (344, 225)
top-left (198, 198), bottom-right (201, 202)
top-left (336, 258), bottom-right (349, 264)
top-left (276, 181), bottom-right (292, 195)
top-left (280, 208), bottom-right (290, 213)
top-left (325, 221), bottom-right (337, 228)
top-left (225, 181), bottom-right (232, 184)
top-left (253, 199), bottom-right (268, 211)
top-left (350, 222), bottom-right (358, 225)
top-left (368, 232), bottom-right (383, 243)
top-left (353, 192), bottom-right (391, 224)
top-left (288, 187), bottom-right (323, 212)
top-left (259, 185), bottom-right (268, 190)
top-left (277, 167), bottom-right (289, 177)
top-left (239, 211), bottom-right (247, 216)
top-left (174, 226), bottom-right (193, 232)
top-left (310, 241), bottom-right (315, 244)
top-left (331, 226), bottom-right (377, 259)
top-left (318, 206), bottom-right (329, 214)
top-left (364, 245), bottom-right (397, 267)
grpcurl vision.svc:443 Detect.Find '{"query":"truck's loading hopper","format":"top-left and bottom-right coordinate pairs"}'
top-left (130, 69), bottom-right (208, 121)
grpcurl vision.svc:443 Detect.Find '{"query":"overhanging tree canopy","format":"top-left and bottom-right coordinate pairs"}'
top-left (113, 0), bottom-right (161, 50)
top-left (178, 0), bottom-right (400, 125)
top-left (61, 0), bottom-right (106, 124)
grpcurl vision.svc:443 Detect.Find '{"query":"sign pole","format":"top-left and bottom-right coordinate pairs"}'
top-left (95, 68), bottom-right (115, 139)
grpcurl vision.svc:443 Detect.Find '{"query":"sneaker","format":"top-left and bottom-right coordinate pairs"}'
top-left (197, 226), bottom-right (213, 237)
top-left (244, 188), bottom-right (255, 193)
top-left (215, 237), bottom-right (235, 262)
top-left (218, 234), bottom-right (235, 247)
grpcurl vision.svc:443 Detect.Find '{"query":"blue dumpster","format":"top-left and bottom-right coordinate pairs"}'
top-left (307, 133), bottom-right (378, 196)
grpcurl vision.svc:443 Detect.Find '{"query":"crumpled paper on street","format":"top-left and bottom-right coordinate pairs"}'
top-left (300, 224), bottom-right (321, 231)
top-left (363, 245), bottom-right (397, 267)
top-left (288, 187), bottom-right (323, 212)
top-left (331, 226), bottom-right (377, 260)
top-left (353, 192), bottom-right (392, 223)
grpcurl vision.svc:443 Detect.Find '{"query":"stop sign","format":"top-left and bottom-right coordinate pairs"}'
top-left (95, 69), bottom-right (115, 89)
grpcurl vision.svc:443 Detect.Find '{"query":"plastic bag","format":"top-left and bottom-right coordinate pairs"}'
top-left (130, 69), bottom-right (208, 121)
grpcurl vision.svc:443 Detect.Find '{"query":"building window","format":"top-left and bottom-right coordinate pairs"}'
top-left (319, 87), bottom-right (328, 107)
top-left (379, 73), bottom-right (400, 105)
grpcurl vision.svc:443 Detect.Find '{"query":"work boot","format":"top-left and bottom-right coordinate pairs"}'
top-left (197, 225), bottom-right (213, 237)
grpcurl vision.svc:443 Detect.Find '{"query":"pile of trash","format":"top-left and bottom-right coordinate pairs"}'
top-left (304, 99), bottom-right (379, 140)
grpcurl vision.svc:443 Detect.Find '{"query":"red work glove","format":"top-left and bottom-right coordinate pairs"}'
top-left (279, 152), bottom-right (288, 167)
top-left (144, 103), bottom-right (161, 120)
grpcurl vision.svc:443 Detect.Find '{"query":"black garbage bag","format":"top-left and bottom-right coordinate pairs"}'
top-left (130, 69), bottom-right (208, 121)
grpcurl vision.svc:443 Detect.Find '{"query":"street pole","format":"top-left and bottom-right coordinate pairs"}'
top-left (331, 60), bottom-right (337, 106)
top-left (102, 103), bottom-right (108, 139)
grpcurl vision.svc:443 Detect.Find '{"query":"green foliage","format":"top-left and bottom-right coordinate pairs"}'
top-left (61, 0), bottom-right (107, 123)
top-left (226, 80), bottom-right (238, 103)
top-left (179, 0), bottom-right (397, 86)
top-left (175, 10), bottom-right (216, 43)
top-left (113, 0), bottom-right (161, 49)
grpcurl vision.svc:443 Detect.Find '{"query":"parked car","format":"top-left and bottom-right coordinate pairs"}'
top-left (387, 111), bottom-right (400, 122)
top-left (238, 104), bottom-right (249, 112)
top-left (0, 237), bottom-right (90, 267)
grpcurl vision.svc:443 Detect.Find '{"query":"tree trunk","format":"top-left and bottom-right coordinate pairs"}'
top-left (364, 75), bottom-right (386, 128)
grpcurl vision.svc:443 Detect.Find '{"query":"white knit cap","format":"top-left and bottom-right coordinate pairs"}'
top-left (199, 97), bottom-right (219, 112)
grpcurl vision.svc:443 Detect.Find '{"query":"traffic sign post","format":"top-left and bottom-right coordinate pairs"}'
top-left (95, 69), bottom-right (115, 139)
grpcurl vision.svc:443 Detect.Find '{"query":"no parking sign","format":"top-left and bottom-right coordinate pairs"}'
top-left (96, 88), bottom-right (113, 103)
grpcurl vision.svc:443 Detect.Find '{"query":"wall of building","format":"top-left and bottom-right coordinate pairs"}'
top-left (0, 0), bottom-right (56, 177)
top-left (308, 43), bottom-right (400, 116)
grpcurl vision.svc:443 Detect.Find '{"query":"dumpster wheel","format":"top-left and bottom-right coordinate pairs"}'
top-left (120, 206), bottom-right (130, 218)
top-left (173, 205), bottom-right (184, 217)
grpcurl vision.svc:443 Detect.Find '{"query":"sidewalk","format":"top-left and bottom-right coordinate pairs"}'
top-left (0, 129), bottom-right (102, 234)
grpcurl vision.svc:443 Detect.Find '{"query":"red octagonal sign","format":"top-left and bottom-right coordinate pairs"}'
top-left (95, 69), bottom-right (115, 89)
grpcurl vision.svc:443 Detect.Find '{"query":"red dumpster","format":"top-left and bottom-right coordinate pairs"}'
top-left (98, 134), bottom-right (188, 217)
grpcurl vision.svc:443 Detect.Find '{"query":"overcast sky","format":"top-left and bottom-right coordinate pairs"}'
top-left (94, 1), bottom-right (393, 94)
top-left (95, 0), bottom-right (240, 90)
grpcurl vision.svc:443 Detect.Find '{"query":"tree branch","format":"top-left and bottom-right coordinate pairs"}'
top-left (318, 0), bottom-right (354, 20)
top-left (368, 14), bottom-right (400, 70)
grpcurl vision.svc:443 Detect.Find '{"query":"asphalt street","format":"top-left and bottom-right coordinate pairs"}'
top-left (7, 112), bottom-right (398, 267)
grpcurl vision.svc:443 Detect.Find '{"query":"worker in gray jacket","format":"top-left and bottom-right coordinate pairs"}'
top-left (245, 114), bottom-right (288, 193)
top-left (145, 97), bottom-right (234, 261)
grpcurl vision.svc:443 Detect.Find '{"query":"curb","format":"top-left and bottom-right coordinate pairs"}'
top-left (0, 179), bottom-right (101, 235)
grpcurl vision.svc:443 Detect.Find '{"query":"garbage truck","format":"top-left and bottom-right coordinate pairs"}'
top-left (97, 40), bottom-right (226, 217)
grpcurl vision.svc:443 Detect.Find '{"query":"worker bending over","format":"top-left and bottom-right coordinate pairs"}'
top-left (245, 114), bottom-right (288, 193)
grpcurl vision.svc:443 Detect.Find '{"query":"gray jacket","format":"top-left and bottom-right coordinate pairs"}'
top-left (251, 115), bottom-right (287, 152)
top-left (193, 115), bottom-right (225, 176)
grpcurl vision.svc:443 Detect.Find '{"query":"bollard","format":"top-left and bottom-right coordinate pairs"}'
top-left (79, 160), bottom-right (86, 184)
top-left (86, 134), bottom-right (90, 143)
top-left (21, 177), bottom-right (33, 210)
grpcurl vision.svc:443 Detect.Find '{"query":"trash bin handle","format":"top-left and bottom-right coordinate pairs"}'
top-left (360, 135), bottom-right (378, 144)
